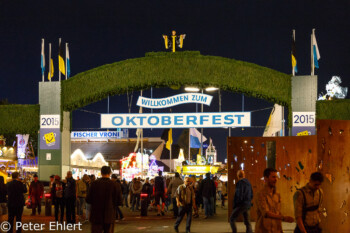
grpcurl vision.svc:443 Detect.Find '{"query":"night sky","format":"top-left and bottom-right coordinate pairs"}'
top-left (1, 0), bottom-right (349, 162)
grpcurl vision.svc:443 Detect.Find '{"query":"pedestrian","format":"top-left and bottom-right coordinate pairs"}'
top-left (64, 171), bottom-right (76, 224)
top-left (141, 177), bottom-right (153, 206)
top-left (168, 173), bottom-right (184, 218)
top-left (76, 174), bottom-right (88, 221)
top-left (121, 179), bottom-right (129, 207)
top-left (293, 172), bottom-right (324, 233)
top-left (221, 181), bottom-right (227, 208)
top-left (29, 174), bottom-right (44, 216)
top-left (6, 172), bottom-right (27, 233)
top-left (49, 175), bottom-right (55, 189)
top-left (174, 177), bottom-right (197, 233)
top-left (195, 175), bottom-right (203, 212)
top-left (0, 176), bottom-right (7, 224)
top-left (255, 168), bottom-right (294, 233)
top-left (131, 177), bottom-right (142, 211)
top-left (199, 173), bottom-right (216, 219)
top-left (217, 179), bottom-right (223, 200)
top-left (84, 175), bottom-right (92, 223)
top-left (111, 174), bottom-right (124, 221)
top-left (51, 175), bottom-right (65, 223)
top-left (86, 166), bottom-right (122, 233)
top-left (154, 171), bottom-right (166, 216)
top-left (129, 178), bottom-right (135, 208)
top-left (229, 170), bottom-right (253, 233)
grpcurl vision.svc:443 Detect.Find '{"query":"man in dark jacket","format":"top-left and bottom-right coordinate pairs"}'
top-left (230, 170), bottom-right (253, 233)
top-left (199, 172), bottom-right (216, 219)
top-left (51, 175), bottom-right (65, 223)
top-left (86, 166), bottom-right (122, 233)
top-left (6, 172), bottom-right (27, 233)
top-left (29, 174), bottom-right (44, 216)
top-left (154, 171), bottom-right (166, 216)
top-left (64, 171), bottom-right (76, 224)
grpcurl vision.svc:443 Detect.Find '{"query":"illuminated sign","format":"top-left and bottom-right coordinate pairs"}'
top-left (136, 93), bottom-right (213, 109)
top-left (101, 112), bottom-right (251, 129)
top-left (181, 165), bottom-right (219, 174)
top-left (71, 131), bottom-right (123, 139)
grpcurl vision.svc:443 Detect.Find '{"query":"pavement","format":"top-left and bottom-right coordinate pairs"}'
top-left (1, 202), bottom-right (296, 233)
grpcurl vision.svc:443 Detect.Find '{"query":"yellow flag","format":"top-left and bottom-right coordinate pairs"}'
top-left (59, 41), bottom-right (65, 75)
top-left (48, 58), bottom-right (54, 80)
top-left (166, 128), bottom-right (173, 150)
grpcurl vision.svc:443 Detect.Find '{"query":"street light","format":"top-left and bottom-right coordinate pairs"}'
top-left (184, 87), bottom-right (200, 92)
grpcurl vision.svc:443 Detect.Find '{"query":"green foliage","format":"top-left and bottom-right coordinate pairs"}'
top-left (0, 105), bottom-right (40, 134)
top-left (316, 99), bottom-right (350, 120)
top-left (62, 51), bottom-right (291, 111)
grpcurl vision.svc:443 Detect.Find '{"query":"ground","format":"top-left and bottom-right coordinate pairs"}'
top-left (2, 201), bottom-right (296, 233)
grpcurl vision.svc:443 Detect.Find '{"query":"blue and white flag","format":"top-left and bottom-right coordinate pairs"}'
top-left (41, 39), bottom-right (45, 76)
top-left (66, 43), bottom-right (71, 78)
top-left (312, 33), bottom-right (321, 69)
top-left (190, 128), bottom-right (207, 148)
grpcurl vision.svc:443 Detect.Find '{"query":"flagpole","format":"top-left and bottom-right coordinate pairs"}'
top-left (140, 90), bottom-right (143, 176)
top-left (49, 43), bottom-right (51, 82)
top-left (292, 30), bottom-right (295, 77)
top-left (59, 38), bottom-right (61, 82)
top-left (65, 43), bottom-right (68, 80)
top-left (170, 130), bottom-right (172, 172)
top-left (188, 128), bottom-right (191, 161)
top-left (200, 89), bottom-right (204, 156)
top-left (311, 29), bottom-right (315, 75)
top-left (42, 38), bottom-right (45, 82)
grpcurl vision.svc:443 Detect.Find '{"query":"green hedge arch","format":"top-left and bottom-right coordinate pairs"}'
top-left (62, 51), bottom-right (291, 111)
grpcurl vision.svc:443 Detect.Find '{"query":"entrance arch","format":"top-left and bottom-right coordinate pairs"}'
top-left (62, 51), bottom-right (291, 112)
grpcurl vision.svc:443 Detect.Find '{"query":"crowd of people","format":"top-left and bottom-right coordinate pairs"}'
top-left (0, 166), bottom-right (324, 233)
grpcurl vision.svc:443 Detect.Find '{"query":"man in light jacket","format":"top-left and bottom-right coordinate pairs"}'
top-left (167, 172), bottom-right (184, 218)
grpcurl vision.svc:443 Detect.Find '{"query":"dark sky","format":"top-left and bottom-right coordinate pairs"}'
top-left (1, 0), bottom-right (349, 162)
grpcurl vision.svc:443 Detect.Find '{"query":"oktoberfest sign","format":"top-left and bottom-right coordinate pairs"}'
top-left (136, 93), bottom-right (213, 109)
top-left (101, 112), bottom-right (251, 129)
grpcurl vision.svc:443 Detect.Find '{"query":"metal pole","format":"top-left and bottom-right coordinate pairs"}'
top-left (170, 131), bottom-right (172, 172)
top-left (201, 89), bottom-right (203, 156)
top-left (42, 38), bottom-right (45, 82)
top-left (65, 43), bottom-right (68, 80)
top-left (311, 29), bottom-right (315, 75)
top-left (59, 38), bottom-right (61, 82)
top-left (140, 90), bottom-right (143, 175)
top-left (292, 30), bottom-right (295, 76)
top-left (49, 43), bottom-right (51, 82)
top-left (188, 128), bottom-right (191, 162)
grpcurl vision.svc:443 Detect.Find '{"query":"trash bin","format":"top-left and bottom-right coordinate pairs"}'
top-left (44, 193), bottom-right (52, 216)
top-left (140, 193), bottom-right (148, 216)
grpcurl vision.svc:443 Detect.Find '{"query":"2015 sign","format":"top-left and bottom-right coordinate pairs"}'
top-left (292, 112), bottom-right (315, 127)
top-left (40, 115), bottom-right (60, 129)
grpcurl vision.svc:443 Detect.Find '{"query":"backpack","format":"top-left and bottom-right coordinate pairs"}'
top-left (55, 183), bottom-right (63, 198)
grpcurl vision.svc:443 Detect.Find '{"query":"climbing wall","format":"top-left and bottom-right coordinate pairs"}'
top-left (317, 119), bottom-right (350, 232)
top-left (227, 136), bottom-right (318, 221)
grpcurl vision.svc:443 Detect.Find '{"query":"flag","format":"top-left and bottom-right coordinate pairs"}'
top-left (161, 129), bottom-right (173, 150)
top-left (189, 128), bottom-right (207, 148)
top-left (263, 104), bottom-right (283, 137)
top-left (312, 33), bottom-right (321, 69)
top-left (58, 40), bottom-right (65, 75)
top-left (66, 44), bottom-right (70, 78)
top-left (291, 36), bottom-right (298, 73)
top-left (165, 128), bottom-right (173, 150)
top-left (48, 58), bottom-right (54, 80)
top-left (41, 39), bottom-right (45, 76)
